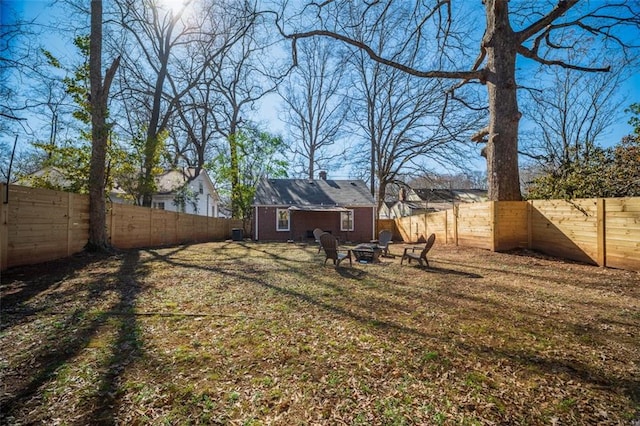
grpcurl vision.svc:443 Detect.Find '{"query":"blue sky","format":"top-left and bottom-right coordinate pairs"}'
top-left (2, 0), bottom-right (639, 176)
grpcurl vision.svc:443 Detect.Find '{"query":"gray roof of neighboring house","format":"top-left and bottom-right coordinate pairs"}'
top-left (413, 188), bottom-right (488, 203)
top-left (253, 177), bottom-right (376, 207)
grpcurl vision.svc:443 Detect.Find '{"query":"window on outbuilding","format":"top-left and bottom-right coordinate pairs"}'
top-left (340, 209), bottom-right (354, 231)
top-left (276, 208), bottom-right (290, 231)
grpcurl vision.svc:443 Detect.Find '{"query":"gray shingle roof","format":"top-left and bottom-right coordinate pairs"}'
top-left (413, 188), bottom-right (488, 203)
top-left (253, 178), bottom-right (376, 207)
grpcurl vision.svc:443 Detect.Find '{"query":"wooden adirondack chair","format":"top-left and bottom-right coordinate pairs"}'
top-left (320, 233), bottom-right (352, 267)
top-left (376, 229), bottom-right (393, 257)
top-left (401, 233), bottom-right (436, 267)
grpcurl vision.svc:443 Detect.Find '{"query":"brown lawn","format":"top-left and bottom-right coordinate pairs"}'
top-left (1, 242), bottom-right (639, 425)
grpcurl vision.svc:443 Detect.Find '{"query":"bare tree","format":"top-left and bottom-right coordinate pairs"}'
top-left (520, 54), bottom-right (629, 175)
top-left (349, 47), bottom-right (479, 211)
top-left (88, 0), bottom-right (120, 250)
top-left (168, 64), bottom-right (221, 172)
top-left (114, 0), bottom-right (248, 206)
top-left (276, 0), bottom-right (640, 201)
top-left (207, 10), bottom-right (286, 218)
top-left (279, 37), bottom-right (349, 179)
top-left (0, 4), bottom-right (69, 145)
top-left (0, 6), bottom-right (39, 128)
top-left (339, 5), bottom-right (481, 210)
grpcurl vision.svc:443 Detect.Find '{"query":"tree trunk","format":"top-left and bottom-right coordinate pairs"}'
top-left (142, 60), bottom-right (169, 207)
top-left (308, 147), bottom-right (315, 180)
top-left (88, 0), bottom-right (120, 251)
top-left (230, 136), bottom-right (241, 218)
top-left (484, 0), bottom-right (522, 201)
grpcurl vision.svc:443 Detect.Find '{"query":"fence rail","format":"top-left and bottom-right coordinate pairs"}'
top-left (1, 184), bottom-right (243, 270)
top-left (386, 197), bottom-right (639, 272)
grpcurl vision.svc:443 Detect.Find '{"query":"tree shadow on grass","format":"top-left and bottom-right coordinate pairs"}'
top-left (0, 252), bottom-right (113, 328)
top-left (420, 265), bottom-right (482, 278)
top-left (464, 342), bottom-right (640, 407)
top-left (0, 250), bottom-right (145, 425)
top-left (80, 251), bottom-right (144, 424)
top-left (336, 266), bottom-right (367, 280)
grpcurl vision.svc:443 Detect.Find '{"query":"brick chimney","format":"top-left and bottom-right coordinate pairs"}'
top-left (319, 171), bottom-right (327, 180)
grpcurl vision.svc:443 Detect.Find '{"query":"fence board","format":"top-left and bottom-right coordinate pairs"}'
top-left (1, 185), bottom-right (245, 270)
top-left (2, 184), bottom-right (638, 272)
top-left (605, 197), bottom-right (640, 270)
top-left (456, 202), bottom-right (493, 250)
top-left (495, 202), bottom-right (528, 249)
top-left (529, 199), bottom-right (600, 265)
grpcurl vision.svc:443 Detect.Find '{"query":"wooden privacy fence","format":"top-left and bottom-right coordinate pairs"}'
top-left (1, 184), bottom-right (244, 270)
top-left (386, 197), bottom-right (639, 272)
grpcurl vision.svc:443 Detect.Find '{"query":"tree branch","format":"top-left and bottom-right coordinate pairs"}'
top-left (516, 0), bottom-right (579, 43)
top-left (285, 30), bottom-right (484, 80)
top-left (517, 45), bottom-right (610, 72)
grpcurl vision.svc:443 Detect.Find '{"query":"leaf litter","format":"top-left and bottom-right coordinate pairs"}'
top-left (1, 242), bottom-right (638, 425)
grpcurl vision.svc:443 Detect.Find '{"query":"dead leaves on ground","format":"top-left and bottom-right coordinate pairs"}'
top-left (1, 243), bottom-right (638, 425)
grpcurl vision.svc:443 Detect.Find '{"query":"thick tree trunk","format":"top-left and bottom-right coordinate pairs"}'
top-left (483, 0), bottom-right (522, 201)
top-left (88, 0), bottom-right (109, 250)
top-left (88, 0), bottom-right (120, 251)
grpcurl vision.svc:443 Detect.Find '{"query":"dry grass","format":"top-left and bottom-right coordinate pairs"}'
top-left (1, 241), bottom-right (639, 425)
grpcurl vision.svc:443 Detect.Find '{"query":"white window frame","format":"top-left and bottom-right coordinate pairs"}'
top-left (340, 209), bottom-right (354, 231)
top-left (276, 208), bottom-right (290, 231)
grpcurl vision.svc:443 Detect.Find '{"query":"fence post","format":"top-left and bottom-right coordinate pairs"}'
top-left (1, 184), bottom-right (8, 270)
top-left (149, 207), bottom-right (153, 246)
top-left (527, 201), bottom-right (533, 250)
top-left (67, 192), bottom-right (73, 256)
top-left (109, 202), bottom-right (116, 247)
top-left (490, 201), bottom-right (497, 251)
top-left (597, 198), bottom-right (606, 267)
top-left (424, 211), bottom-right (428, 241)
top-left (444, 209), bottom-right (448, 244)
top-left (453, 205), bottom-right (459, 246)
top-left (175, 211), bottom-right (179, 244)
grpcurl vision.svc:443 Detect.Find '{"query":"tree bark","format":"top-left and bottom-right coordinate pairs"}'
top-left (483, 0), bottom-right (522, 201)
top-left (88, 0), bottom-right (120, 251)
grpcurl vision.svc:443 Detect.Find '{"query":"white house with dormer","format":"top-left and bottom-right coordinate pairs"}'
top-left (18, 166), bottom-right (221, 218)
top-left (147, 168), bottom-right (220, 217)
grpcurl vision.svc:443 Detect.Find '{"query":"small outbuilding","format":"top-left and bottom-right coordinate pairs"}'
top-left (252, 172), bottom-right (377, 243)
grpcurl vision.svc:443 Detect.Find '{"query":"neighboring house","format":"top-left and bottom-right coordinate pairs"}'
top-left (17, 166), bottom-right (221, 217)
top-left (385, 188), bottom-right (488, 218)
top-left (142, 168), bottom-right (220, 217)
top-left (14, 166), bottom-right (72, 189)
top-left (377, 201), bottom-right (396, 220)
top-left (252, 172), bottom-right (377, 242)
